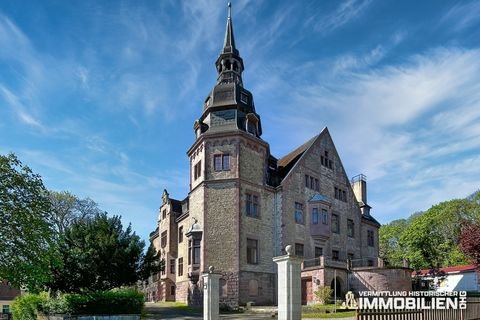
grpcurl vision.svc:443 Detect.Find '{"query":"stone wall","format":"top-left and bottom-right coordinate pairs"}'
top-left (349, 267), bottom-right (412, 292)
top-left (238, 271), bottom-right (276, 305)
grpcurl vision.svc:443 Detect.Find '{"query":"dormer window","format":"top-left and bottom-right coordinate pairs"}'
top-left (240, 93), bottom-right (248, 104)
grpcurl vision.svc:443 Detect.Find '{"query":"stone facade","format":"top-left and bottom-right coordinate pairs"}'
top-left (142, 5), bottom-right (408, 307)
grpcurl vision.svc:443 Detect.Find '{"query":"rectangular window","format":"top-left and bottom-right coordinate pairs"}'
top-left (188, 239), bottom-right (201, 265)
top-left (310, 176), bottom-right (314, 189)
top-left (170, 259), bottom-right (175, 274)
top-left (368, 230), bottom-right (375, 247)
top-left (247, 238), bottom-right (258, 264)
top-left (347, 219), bottom-right (354, 238)
top-left (178, 226), bottom-right (183, 243)
top-left (214, 154), bottom-right (230, 171)
top-left (246, 193), bottom-right (259, 217)
top-left (295, 243), bottom-right (304, 257)
top-left (342, 190), bottom-right (347, 201)
top-left (161, 231), bottom-right (167, 248)
top-left (315, 179), bottom-right (319, 191)
top-left (312, 208), bottom-right (319, 224)
top-left (194, 161), bottom-right (201, 180)
top-left (331, 214), bottom-right (339, 233)
top-left (322, 209), bottom-right (328, 224)
top-left (305, 175), bottom-right (309, 187)
top-left (332, 250), bottom-right (339, 261)
top-left (161, 259), bottom-right (166, 275)
top-left (178, 257), bottom-right (184, 276)
top-left (162, 209), bottom-right (167, 219)
top-left (322, 150), bottom-right (333, 169)
top-left (170, 285), bottom-right (176, 296)
top-left (315, 247), bottom-right (323, 257)
top-left (3, 305), bottom-right (10, 314)
top-left (294, 202), bottom-right (304, 224)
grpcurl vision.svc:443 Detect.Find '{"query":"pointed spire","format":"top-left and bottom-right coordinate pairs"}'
top-left (223, 1), bottom-right (238, 55)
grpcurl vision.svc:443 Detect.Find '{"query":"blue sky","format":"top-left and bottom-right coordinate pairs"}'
top-left (1, 0), bottom-right (479, 242)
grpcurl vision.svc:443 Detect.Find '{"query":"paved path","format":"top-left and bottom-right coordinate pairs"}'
top-left (144, 302), bottom-right (354, 320)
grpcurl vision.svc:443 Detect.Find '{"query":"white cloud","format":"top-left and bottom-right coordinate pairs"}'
top-left (442, 0), bottom-right (480, 32)
top-left (310, 0), bottom-right (372, 34)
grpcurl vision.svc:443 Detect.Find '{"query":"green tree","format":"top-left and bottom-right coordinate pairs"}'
top-left (139, 243), bottom-right (164, 281)
top-left (379, 219), bottom-right (408, 266)
top-left (49, 191), bottom-right (100, 235)
top-left (0, 153), bottom-right (59, 291)
top-left (401, 199), bottom-right (478, 269)
top-left (49, 213), bottom-right (144, 292)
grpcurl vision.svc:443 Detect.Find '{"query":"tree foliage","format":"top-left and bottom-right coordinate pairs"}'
top-left (49, 191), bottom-right (100, 235)
top-left (459, 222), bottom-right (480, 266)
top-left (49, 213), bottom-right (145, 292)
top-left (380, 194), bottom-right (480, 270)
top-left (139, 243), bottom-right (164, 281)
top-left (0, 153), bottom-right (59, 291)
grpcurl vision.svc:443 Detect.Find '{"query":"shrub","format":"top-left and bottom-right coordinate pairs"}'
top-left (65, 289), bottom-right (144, 315)
top-left (314, 286), bottom-right (333, 305)
top-left (39, 294), bottom-right (72, 314)
top-left (12, 293), bottom-right (48, 320)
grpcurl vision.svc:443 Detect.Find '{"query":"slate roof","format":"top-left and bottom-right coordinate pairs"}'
top-left (277, 135), bottom-right (318, 179)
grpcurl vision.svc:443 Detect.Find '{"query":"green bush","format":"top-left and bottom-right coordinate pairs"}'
top-left (40, 294), bottom-right (72, 314)
top-left (12, 293), bottom-right (48, 320)
top-left (314, 286), bottom-right (333, 305)
top-left (66, 289), bottom-right (144, 314)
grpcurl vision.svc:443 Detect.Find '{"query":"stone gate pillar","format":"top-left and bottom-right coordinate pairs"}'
top-left (202, 266), bottom-right (222, 320)
top-left (273, 245), bottom-right (303, 320)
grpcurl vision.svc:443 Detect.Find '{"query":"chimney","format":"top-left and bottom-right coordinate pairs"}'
top-left (351, 174), bottom-right (371, 216)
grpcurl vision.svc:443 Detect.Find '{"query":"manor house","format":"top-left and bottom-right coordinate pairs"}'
top-left (144, 6), bottom-right (408, 307)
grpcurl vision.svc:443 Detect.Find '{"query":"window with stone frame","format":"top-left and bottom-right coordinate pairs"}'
top-left (322, 208), bottom-right (328, 225)
top-left (193, 161), bottom-right (202, 180)
top-left (247, 238), bottom-right (258, 264)
top-left (294, 202), bottom-right (304, 224)
top-left (188, 239), bottom-right (201, 265)
top-left (295, 243), bottom-right (304, 257)
top-left (170, 259), bottom-right (175, 274)
top-left (332, 250), bottom-right (339, 261)
top-left (161, 259), bottom-right (166, 275)
top-left (178, 257), bottom-right (183, 276)
top-left (246, 192), bottom-right (259, 218)
top-left (214, 154), bottom-right (230, 171)
top-left (315, 247), bottom-right (323, 257)
top-left (162, 209), bottom-right (166, 219)
top-left (331, 214), bottom-right (340, 233)
top-left (321, 150), bottom-right (333, 169)
top-left (178, 226), bottom-right (183, 243)
top-left (161, 231), bottom-right (167, 248)
top-left (367, 230), bottom-right (375, 247)
top-left (347, 219), bottom-right (354, 238)
top-left (312, 208), bottom-right (319, 224)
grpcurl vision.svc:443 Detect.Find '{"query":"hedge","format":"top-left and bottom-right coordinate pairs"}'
top-left (12, 289), bottom-right (144, 319)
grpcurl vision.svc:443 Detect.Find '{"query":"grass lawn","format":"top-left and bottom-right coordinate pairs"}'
top-left (302, 303), bottom-right (355, 318)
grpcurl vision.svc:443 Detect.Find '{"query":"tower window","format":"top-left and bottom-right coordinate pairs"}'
top-left (332, 214), bottom-right (339, 233)
top-left (247, 238), bottom-right (258, 264)
top-left (194, 161), bottom-right (202, 180)
top-left (178, 226), bottom-right (183, 243)
top-left (347, 219), bottom-right (354, 238)
top-left (240, 93), bottom-right (248, 104)
top-left (214, 154), bottom-right (230, 171)
top-left (312, 208), bottom-right (319, 224)
top-left (170, 259), bottom-right (175, 274)
top-left (367, 230), bottom-right (375, 247)
top-left (295, 243), bottom-right (304, 257)
top-left (322, 209), bottom-right (328, 224)
top-left (294, 202), bottom-right (304, 224)
top-left (246, 193), bottom-right (259, 218)
top-left (188, 239), bottom-right (201, 265)
top-left (178, 257), bottom-right (184, 276)
top-left (161, 231), bottom-right (167, 248)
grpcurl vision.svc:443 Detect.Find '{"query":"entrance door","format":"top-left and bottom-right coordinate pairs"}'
top-left (301, 278), bottom-right (313, 305)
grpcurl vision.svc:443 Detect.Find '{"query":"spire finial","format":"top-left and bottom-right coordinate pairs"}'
top-left (228, 1), bottom-right (232, 19)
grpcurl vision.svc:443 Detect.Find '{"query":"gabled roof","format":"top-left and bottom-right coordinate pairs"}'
top-left (277, 134), bottom-right (319, 179)
top-left (413, 264), bottom-right (478, 276)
